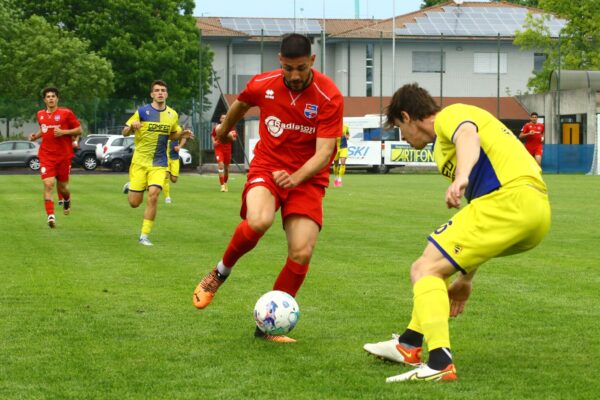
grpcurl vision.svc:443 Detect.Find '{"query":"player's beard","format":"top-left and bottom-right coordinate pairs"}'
top-left (284, 71), bottom-right (313, 91)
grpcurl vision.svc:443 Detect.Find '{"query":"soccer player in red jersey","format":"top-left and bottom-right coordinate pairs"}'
top-left (28, 87), bottom-right (82, 228)
top-left (193, 33), bottom-right (343, 343)
top-left (519, 112), bottom-right (544, 166)
top-left (211, 113), bottom-right (237, 192)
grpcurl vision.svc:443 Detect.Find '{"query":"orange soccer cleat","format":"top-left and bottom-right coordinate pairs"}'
top-left (254, 328), bottom-right (297, 343)
top-left (193, 268), bottom-right (227, 309)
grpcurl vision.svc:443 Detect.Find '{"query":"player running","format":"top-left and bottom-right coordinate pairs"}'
top-left (211, 113), bottom-right (237, 192)
top-left (28, 87), bottom-right (82, 228)
top-left (192, 33), bottom-right (343, 343)
top-left (122, 80), bottom-right (193, 246)
top-left (163, 137), bottom-right (188, 204)
top-left (332, 124), bottom-right (350, 187)
top-left (363, 83), bottom-right (551, 382)
top-left (519, 111), bottom-right (544, 166)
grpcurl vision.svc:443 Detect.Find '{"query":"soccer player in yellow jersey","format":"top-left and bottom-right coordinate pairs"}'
top-left (363, 83), bottom-right (551, 382)
top-left (163, 136), bottom-right (188, 204)
top-left (333, 124), bottom-right (350, 187)
top-left (122, 80), bottom-right (193, 246)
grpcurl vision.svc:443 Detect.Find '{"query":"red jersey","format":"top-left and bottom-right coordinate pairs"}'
top-left (521, 122), bottom-right (544, 148)
top-left (211, 124), bottom-right (236, 153)
top-left (36, 107), bottom-right (80, 162)
top-left (238, 68), bottom-right (343, 186)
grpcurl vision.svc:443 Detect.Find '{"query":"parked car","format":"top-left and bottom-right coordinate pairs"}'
top-left (95, 135), bottom-right (134, 161)
top-left (101, 143), bottom-right (192, 172)
top-left (0, 140), bottom-right (40, 170)
top-left (102, 143), bottom-right (134, 172)
top-left (73, 134), bottom-right (114, 170)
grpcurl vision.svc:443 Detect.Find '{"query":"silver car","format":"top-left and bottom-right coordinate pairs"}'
top-left (0, 140), bottom-right (40, 170)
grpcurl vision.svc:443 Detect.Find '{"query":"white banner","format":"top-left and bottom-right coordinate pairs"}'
top-left (346, 141), bottom-right (382, 165)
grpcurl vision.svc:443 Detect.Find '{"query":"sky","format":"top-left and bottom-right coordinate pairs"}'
top-left (194, 0), bottom-right (426, 19)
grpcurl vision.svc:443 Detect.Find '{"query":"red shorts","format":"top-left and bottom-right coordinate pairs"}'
top-left (526, 145), bottom-right (543, 157)
top-left (215, 148), bottom-right (232, 165)
top-left (40, 158), bottom-right (71, 181)
top-left (240, 172), bottom-right (326, 229)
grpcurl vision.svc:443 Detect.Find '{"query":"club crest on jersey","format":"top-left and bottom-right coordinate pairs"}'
top-left (304, 104), bottom-right (318, 119)
top-left (265, 89), bottom-right (275, 100)
top-left (54, 115), bottom-right (61, 121)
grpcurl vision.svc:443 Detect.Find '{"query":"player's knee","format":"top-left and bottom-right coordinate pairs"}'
top-left (246, 214), bottom-right (274, 234)
top-left (171, 176), bottom-right (178, 183)
top-left (288, 246), bottom-right (313, 266)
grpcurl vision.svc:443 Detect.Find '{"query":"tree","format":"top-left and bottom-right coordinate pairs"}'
top-left (0, 2), bottom-right (113, 136)
top-left (514, 0), bottom-right (600, 92)
top-left (18, 0), bottom-right (213, 106)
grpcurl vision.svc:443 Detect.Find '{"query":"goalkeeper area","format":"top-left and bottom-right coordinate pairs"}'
top-left (0, 173), bottom-right (599, 399)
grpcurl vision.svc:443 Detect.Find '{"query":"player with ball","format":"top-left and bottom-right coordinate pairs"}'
top-left (192, 33), bottom-right (343, 343)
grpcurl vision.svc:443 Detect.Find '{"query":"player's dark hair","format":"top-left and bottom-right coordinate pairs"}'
top-left (386, 83), bottom-right (440, 126)
top-left (280, 34), bottom-right (311, 58)
top-left (150, 80), bottom-right (168, 91)
top-left (531, 112), bottom-right (538, 117)
top-left (42, 87), bottom-right (59, 98)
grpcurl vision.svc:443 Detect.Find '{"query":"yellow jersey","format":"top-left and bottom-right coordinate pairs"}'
top-left (126, 104), bottom-right (182, 167)
top-left (336, 124), bottom-right (349, 150)
top-left (433, 104), bottom-right (545, 202)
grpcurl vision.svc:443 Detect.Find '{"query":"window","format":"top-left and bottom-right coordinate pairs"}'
top-left (232, 54), bottom-right (261, 93)
top-left (474, 52), bottom-right (507, 74)
top-left (534, 53), bottom-right (547, 72)
top-left (412, 51), bottom-right (445, 73)
top-left (0, 142), bottom-right (12, 151)
top-left (14, 142), bottom-right (33, 150)
top-left (366, 43), bottom-right (374, 97)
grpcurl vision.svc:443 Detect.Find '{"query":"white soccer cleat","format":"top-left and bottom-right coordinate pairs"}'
top-left (363, 334), bottom-right (422, 366)
top-left (47, 214), bottom-right (56, 229)
top-left (122, 182), bottom-right (130, 194)
top-left (139, 236), bottom-right (153, 246)
top-left (386, 363), bottom-right (457, 383)
top-left (165, 197), bottom-right (172, 204)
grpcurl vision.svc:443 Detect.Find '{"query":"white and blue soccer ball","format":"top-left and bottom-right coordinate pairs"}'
top-left (253, 290), bottom-right (300, 335)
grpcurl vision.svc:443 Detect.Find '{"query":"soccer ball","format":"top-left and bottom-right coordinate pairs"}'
top-left (253, 290), bottom-right (300, 335)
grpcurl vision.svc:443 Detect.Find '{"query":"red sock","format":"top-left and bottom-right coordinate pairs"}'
top-left (44, 199), bottom-right (54, 216)
top-left (219, 176), bottom-right (225, 185)
top-left (222, 220), bottom-right (264, 267)
top-left (224, 174), bottom-right (229, 183)
top-left (273, 258), bottom-right (309, 297)
top-left (57, 192), bottom-right (64, 201)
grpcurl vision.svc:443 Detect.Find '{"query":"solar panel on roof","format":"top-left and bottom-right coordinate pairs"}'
top-left (220, 17), bottom-right (322, 36)
top-left (395, 5), bottom-right (566, 37)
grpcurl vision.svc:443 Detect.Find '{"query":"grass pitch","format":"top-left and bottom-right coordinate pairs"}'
top-left (0, 172), bottom-right (599, 400)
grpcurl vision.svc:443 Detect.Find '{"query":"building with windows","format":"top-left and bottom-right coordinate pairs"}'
top-left (197, 1), bottom-right (566, 118)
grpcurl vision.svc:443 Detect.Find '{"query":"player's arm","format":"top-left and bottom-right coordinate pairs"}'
top-left (123, 122), bottom-right (141, 136)
top-left (272, 137), bottom-right (336, 189)
top-left (217, 100), bottom-right (250, 143)
top-left (54, 125), bottom-right (82, 137)
top-left (169, 128), bottom-right (194, 141)
top-left (518, 125), bottom-right (531, 139)
top-left (445, 122), bottom-right (480, 209)
top-left (28, 128), bottom-right (42, 141)
top-left (448, 268), bottom-right (477, 317)
top-left (175, 136), bottom-right (187, 152)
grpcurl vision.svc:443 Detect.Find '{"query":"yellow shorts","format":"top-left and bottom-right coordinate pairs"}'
top-left (167, 158), bottom-right (180, 177)
top-left (129, 163), bottom-right (167, 192)
top-left (334, 147), bottom-right (348, 161)
top-left (428, 178), bottom-right (551, 274)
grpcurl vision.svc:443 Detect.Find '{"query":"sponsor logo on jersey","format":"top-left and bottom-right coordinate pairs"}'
top-left (265, 89), bottom-right (275, 100)
top-left (264, 116), bottom-right (316, 137)
top-left (147, 123), bottom-right (171, 133)
top-left (304, 104), bottom-right (318, 119)
top-left (41, 124), bottom-right (61, 133)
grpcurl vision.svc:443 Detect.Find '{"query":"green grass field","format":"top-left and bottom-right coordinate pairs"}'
top-left (1, 172), bottom-right (599, 400)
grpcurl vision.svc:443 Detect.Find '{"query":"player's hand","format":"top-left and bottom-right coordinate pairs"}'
top-left (129, 121), bottom-right (141, 131)
top-left (272, 170), bottom-right (298, 189)
top-left (54, 128), bottom-right (64, 137)
top-left (445, 175), bottom-right (468, 209)
top-left (448, 278), bottom-right (472, 317)
top-left (181, 129), bottom-right (194, 140)
top-left (28, 134), bottom-right (36, 141)
top-left (174, 145), bottom-right (181, 152)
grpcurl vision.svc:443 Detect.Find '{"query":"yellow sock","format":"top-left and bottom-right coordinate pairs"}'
top-left (141, 219), bottom-right (154, 236)
top-left (163, 179), bottom-right (170, 198)
top-left (333, 164), bottom-right (339, 177)
top-left (413, 275), bottom-right (451, 350)
top-left (340, 164), bottom-right (346, 178)
top-left (407, 305), bottom-right (422, 335)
